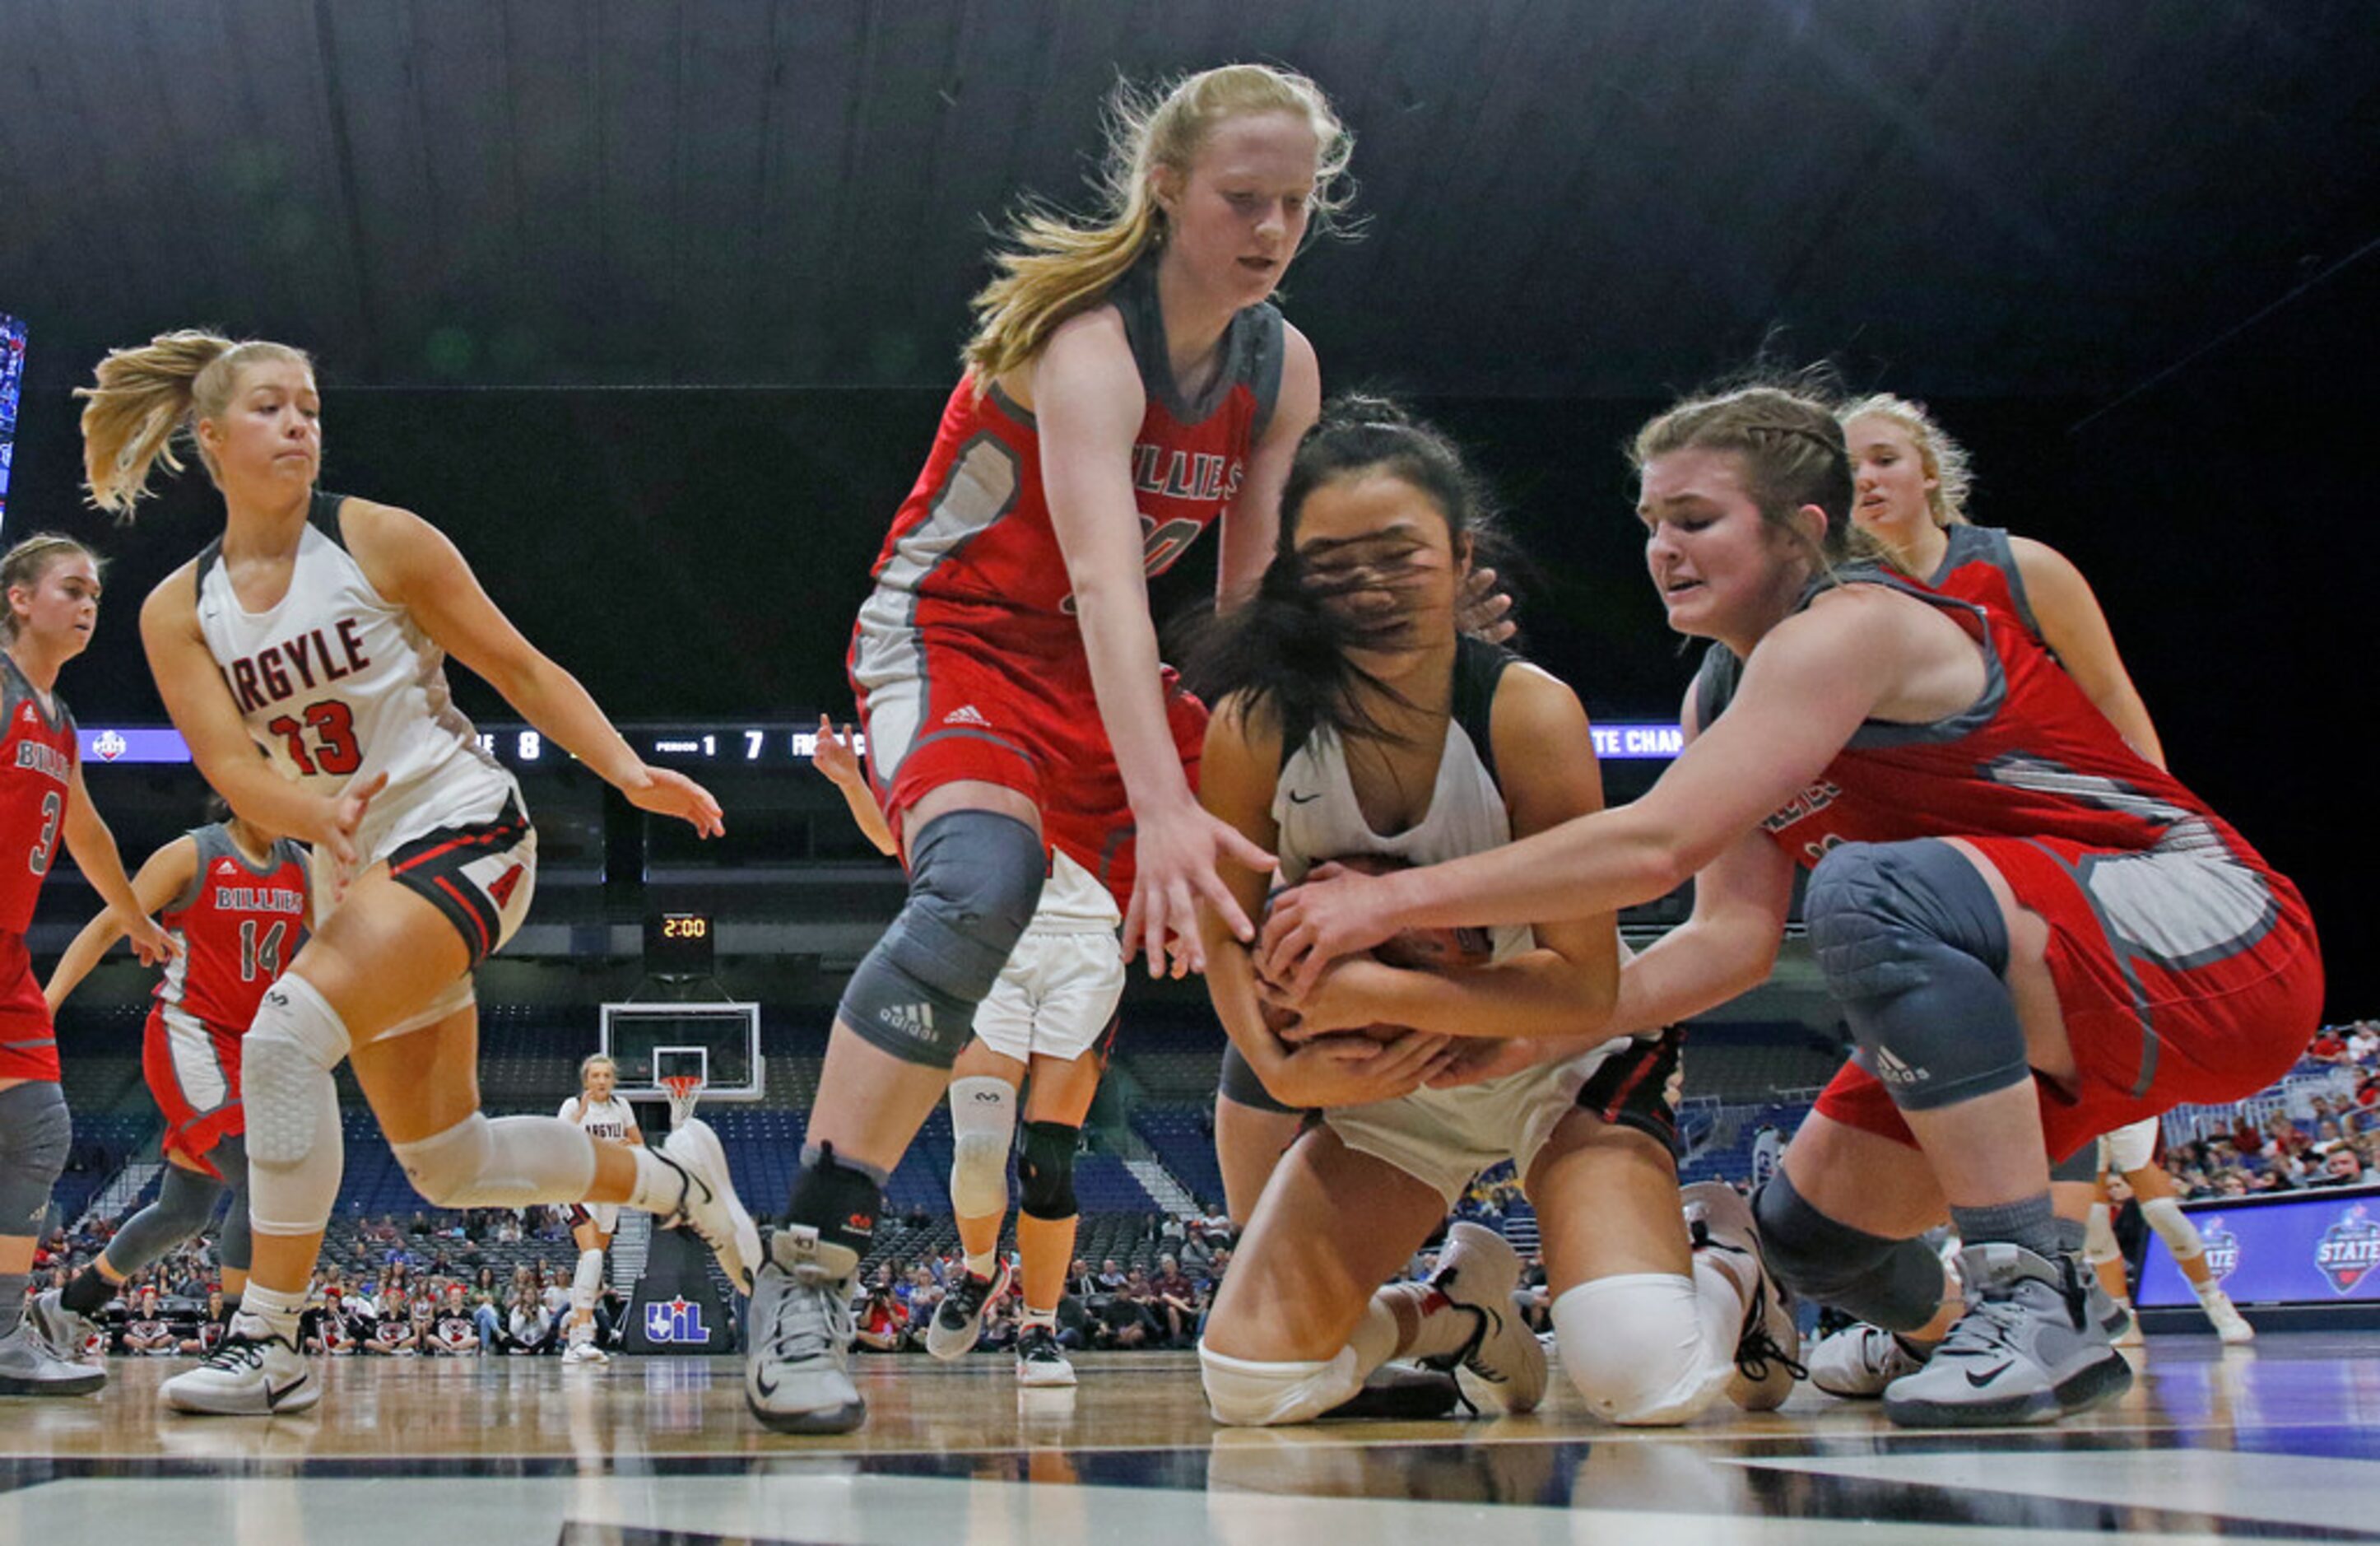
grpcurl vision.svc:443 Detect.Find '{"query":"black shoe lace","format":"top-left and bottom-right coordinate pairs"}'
top-left (1736, 1321), bottom-right (1808, 1384)
top-left (198, 1334), bottom-right (270, 1375)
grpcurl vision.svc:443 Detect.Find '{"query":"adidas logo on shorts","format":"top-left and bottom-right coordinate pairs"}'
top-left (880, 1003), bottom-right (936, 1041)
top-left (943, 704), bottom-right (991, 728)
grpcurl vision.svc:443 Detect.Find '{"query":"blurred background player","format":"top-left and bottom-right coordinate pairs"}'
top-left (558, 1054), bottom-right (642, 1364)
top-left (0, 533), bottom-right (176, 1398)
top-left (34, 799), bottom-right (311, 1364)
top-left (2088, 1118), bottom-right (2253, 1346)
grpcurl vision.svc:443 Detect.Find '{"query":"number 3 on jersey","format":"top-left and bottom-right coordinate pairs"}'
top-left (267, 700), bottom-right (363, 776)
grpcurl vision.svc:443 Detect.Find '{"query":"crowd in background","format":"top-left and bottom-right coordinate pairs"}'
top-left (2165, 1022), bottom-right (2380, 1199)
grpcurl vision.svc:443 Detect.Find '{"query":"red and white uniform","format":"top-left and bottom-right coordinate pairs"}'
top-left (1694, 573), bottom-right (2322, 1160)
top-left (848, 260), bottom-right (1280, 906)
top-left (145, 822), bottom-right (310, 1172)
top-left (1921, 525), bottom-right (2041, 642)
top-left (561, 1093), bottom-right (635, 1234)
top-left (0, 653), bottom-right (78, 1082)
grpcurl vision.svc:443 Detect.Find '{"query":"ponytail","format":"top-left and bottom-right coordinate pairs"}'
top-left (76, 330), bottom-right (313, 518)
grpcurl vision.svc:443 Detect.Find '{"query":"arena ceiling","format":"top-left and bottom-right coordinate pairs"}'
top-left (3, 0), bottom-right (2374, 398)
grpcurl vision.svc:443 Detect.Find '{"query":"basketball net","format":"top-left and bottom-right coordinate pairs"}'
top-left (660, 1073), bottom-right (705, 1128)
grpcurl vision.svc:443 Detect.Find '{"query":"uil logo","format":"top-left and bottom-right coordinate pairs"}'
top-left (644, 1296), bottom-right (712, 1344)
top-left (2314, 1204), bottom-right (2380, 1295)
top-left (2198, 1217), bottom-right (2240, 1283)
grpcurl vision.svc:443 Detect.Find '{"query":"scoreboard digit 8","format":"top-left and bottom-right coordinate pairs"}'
top-left (644, 910), bottom-right (715, 977)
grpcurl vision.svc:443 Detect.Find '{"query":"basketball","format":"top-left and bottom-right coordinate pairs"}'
top-left (1261, 854), bottom-right (1494, 1042)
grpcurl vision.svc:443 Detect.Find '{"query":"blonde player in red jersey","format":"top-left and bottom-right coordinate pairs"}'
top-left (77, 333), bottom-right (754, 1416)
top-left (755, 64), bottom-right (1346, 1433)
top-left (35, 800), bottom-right (311, 1361)
top-left (0, 533), bottom-right (175, 1398)
top-left (558, 1053), bottom-right (643, 1365)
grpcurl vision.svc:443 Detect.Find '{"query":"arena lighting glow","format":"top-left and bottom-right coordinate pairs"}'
top-left (0, 311), bottom-right (25, 529)
top-left (73, 721), bottom-right (1694, 767)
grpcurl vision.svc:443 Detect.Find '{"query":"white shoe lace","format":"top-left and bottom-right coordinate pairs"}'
top-left (764, 1272), bottom-right (853, 1365)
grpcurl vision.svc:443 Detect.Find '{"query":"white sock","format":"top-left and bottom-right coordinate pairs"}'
top-left (625, 1148), bottom-right (691, 1215)
top-left (965, 1250), bottom-right (998, 1279)
top-left (239, 1282), bottom-right (308, 1343)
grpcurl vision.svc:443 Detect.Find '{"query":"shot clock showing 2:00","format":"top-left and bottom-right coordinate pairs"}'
top-left (643, 910), bottom-right (715, 977)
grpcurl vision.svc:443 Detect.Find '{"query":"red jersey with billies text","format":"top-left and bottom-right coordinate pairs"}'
top-left (0, 653), bottom-right (77, 936)
top-left (1919, 525), bottom-right (2041, 642)
top-left (155, 822), bottom-right (311, 1032)
top-left (851, 259), bottom-right (1285, 685)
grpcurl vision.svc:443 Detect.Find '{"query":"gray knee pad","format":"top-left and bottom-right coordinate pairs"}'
top-left (2048, 1144), bottom-right (2099, 1185)
top-left (1752, 1170), bottom-right (1945, 1333)
top-left (839, 810), bottom-right (1044, 1068)
top-left (1017, 1121), bottom-right (1080, 1221)
top-left (1806, 840), bottom-right (2028, 1111)
top-left (208, 1134), bottom-right (253, 1272)
top-left (102, 1162), bottom-right (230, 1275)
top-left (0, 1081), bottom-right (70, 1237)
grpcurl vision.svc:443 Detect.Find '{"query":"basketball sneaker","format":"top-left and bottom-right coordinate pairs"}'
top-left (1808, 1322), bottom-right (1929, 1398)
top-left (1681, 1181), bottom-right (1803, 1411)
top-left (2196, 1283), bottom-right (2256, 1345)
top-left (0, 1321), bottom-right (105, 1397)
top-left (26, 1289), bottom-right (103, 1367)
top-left (656, 1118), bottom-right (761, 1296)
top-left (1015, 1322), bottom-right (1076, 1387)
top-left (1418, 1221), bottom-right (1546, 1415)
top-left (927, 1259), bottom-right (1012, 1361)
top-left (161, 1320), bottom-right (319, 1415)
top-left (745, 1225), bottom-right (865, 1433)
top-left (1882, 1242), bottom-right (2131, 1427)
top-left (562, 1332), bottom-right (610, 1366)
top-left (2108, 1300), bottom-right (2145, 1348)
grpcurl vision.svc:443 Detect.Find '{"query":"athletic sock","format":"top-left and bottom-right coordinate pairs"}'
top-left (1022, 1306), bottom-right (1058, 1331)
top-left (1951, 1193), bottom-right (2063, 1262)
top-left (238, 1282), bottom-right (308, 1344)
top-left (965, 1250), bottom-right (998, 1279)
top-left (61, 1266), bottom-right (114, 1317)
top-left (0, 1272), bottom-right (26, 1335)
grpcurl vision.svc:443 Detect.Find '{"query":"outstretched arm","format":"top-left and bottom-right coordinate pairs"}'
top-left (58, 764), bottom-right (174, 967)
top-left (810, 715), bottom-right (896, 856)
top-left (46, 834), bottom-right (198, 1013)
top-left (2010, 536), bottom-right (2165, 769)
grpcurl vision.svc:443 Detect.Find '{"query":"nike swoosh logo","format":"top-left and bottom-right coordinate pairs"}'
top-left (1286, 791), bottom-right (1322, 804)
top-left (266, 1377), bottom-right (307, 1409)
top-left (753, 1367), bottom-right (779, 1398)
top-left (1964, 1361), bottom-right (2014, 1388)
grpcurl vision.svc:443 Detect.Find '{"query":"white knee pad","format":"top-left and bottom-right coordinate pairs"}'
top-left (244, 976), bottom-right (350, 1236)
top-left (1198, 1343), bottom-right (1366, 1427)
top-left (391, 1114), bottom-right (597, 1210)
top-left (948, 1076), bottom-right (1016, 1219)
top-left (2141, 1195), bottom-right (2203, 1260)
top-left (2084, 1203), bottom-right (2123, 1266)
top-left (1553, 1273), bottom-right (1733, 1427)
top-left (573, 1247), bottom-right (607, 1312)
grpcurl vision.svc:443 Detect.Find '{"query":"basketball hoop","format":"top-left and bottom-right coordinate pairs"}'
top-left (660, 1073), bottom-right (705, 1127)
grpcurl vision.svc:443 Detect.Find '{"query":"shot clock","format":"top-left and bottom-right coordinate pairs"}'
top-left (644, 910), bottom-right (715, 977)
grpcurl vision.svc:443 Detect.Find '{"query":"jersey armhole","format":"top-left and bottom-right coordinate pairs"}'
top-left (1452, 636), bottom-right (1513, 788)
top-left (309, 489), bottom-right (351, 551)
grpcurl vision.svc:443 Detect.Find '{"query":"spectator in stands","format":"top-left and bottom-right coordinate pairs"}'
top-left (1095, 1259), bottom-right (1127, 1294)
top-left (179, 1288), bottom-right (229, 1356)
top-left (427, 1284), bottom-right (480, 1357)
top-left (853, 1289), bottom-right (904, 1354)
top-left (2349, 1024), bottom-right (2380, 1064)
top-left (123, 1288), bottom-right (179, 1357)
top-left (367, 1294), bottom-right (418, 1357)
top-left (1067, 1259), bottom-right (1098, 1299)
top-left (1150, 1255), bottom-right (1202, 1346)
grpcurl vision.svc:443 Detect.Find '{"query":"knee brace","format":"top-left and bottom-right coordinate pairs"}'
top-left (0, 1082), bottom-right (72, 1237)
top-left (244, 975), bottom-right (351, 1236)
top-left (1199, 1343), bottom-right (1367, 1427)
top-left (947, 1077), bottom-right (1017, 1219)
top-left (390, 1113), bottom-right (597, 1210)
top-left (1752, 1170), bottom-right (1945, 1333)
top-left (1806, 840), bottom-right (2027, 1111)
top-left (212, 1135), bottom-right (253, 1273)
top-left (101, 1162), bottom-right (230, 1275)
top-left (572, 1247), bottom-right (607, 1312)
top-left (839, 811), bottom-right (1044, 1068)
top-left (1017, 1120), bottom-right (1080, 1221)
top-left (1552, 1274), bottom-right (1734, 1426)
top-left (2141, 1195), bottom-right (2203, 1260)
top-left (2084, 1202), bottom-right (2123, 1267)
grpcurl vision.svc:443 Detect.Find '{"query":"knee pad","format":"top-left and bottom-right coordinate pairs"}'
top-left (244, 975), bottom-right (352, 1165)
top-left (839, 811), bottom-right (1044, 1068)
top-left (0, 1081), bottom-right (70, 1236)
top-left (2084, 1203), bottom-right (2122, 1266)
top-left (391, 1113), bottom-right (597, 1210)
top-left (1199, 1343), bottom-right (1366, 1427)
top-left (573, 1247), bottom-right (607, 1311)
top-left (1017, 1120), bottom-right (1080, 1221)
top-left (2141, 1195), bottom-right (2202, 1259)
top-left (1752, 1170), bottom-right (1945, 1333)
top-left (1806, 840), bottom-right (2027, 1111)
top-left (948, 1077), bottom-right (1017, 1218)
top-left (1552, 1274), bottom-right (1732, 1426)
top-left (102, 1162), bottom-right (229, 1274)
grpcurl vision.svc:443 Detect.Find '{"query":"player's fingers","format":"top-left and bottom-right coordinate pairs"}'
top-left (1215, 822), bottom-right (1274, 878)
top-left (1165, 879), bottom-right (1204, 975)
top-left (1121, 887), bottom-right (1148, 965)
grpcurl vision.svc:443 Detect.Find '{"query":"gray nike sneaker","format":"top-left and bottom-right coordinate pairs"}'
top-left (1882, 1243), bottom-right (2131, 1427)
top-left (745, 1225), bottom-right (866, 1433)
top-left (27, 1288), bottom-right (103, 1367)
top-left (0, 1321), bottom-right (106, 1397)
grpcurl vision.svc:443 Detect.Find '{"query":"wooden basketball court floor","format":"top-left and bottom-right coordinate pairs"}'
top-left (1, 1333), bottom-right (2370, 1544)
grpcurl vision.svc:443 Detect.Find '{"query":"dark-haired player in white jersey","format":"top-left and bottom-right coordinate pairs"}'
top-left (78, 330), bottom-right (758, 1416)
top-left (559, 1054), bottom-right (643, 1364)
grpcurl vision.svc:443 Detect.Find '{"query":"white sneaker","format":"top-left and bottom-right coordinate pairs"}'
top-left (0, 1321), bottom-right (105, 1397)
top-left (1682, 1181), bottom-right (1803, 1411)
top-left (1016, 1324), bottom-right (1076, 1387)
top-left (745, 1226), bottom-right (866, 1433)
top-left (562, 1339), bottom-right (611, 1366)
top-left (162, 1320), bottom-right (320, 1416)
top-left (2197, 1286), bottom-right (2255, 1345)
top-left (1421, 1221), bottom-right (1547, 1415)
top-left (1809, 1322), bottom-right (1928, 1398)
top-left (658, 1117), bottom-right (762, 1295)
top-left (2110, 1299), bottom-right (2145, 1348)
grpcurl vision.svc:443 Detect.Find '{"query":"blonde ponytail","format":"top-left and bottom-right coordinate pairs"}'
top-left (76, 330), bottom-right (314, 518)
